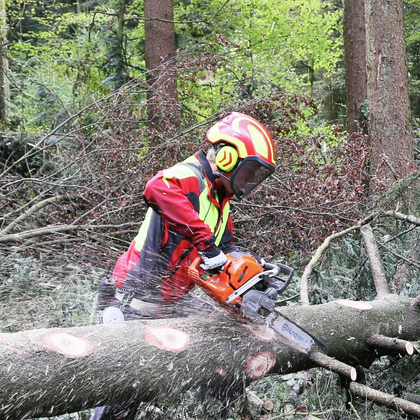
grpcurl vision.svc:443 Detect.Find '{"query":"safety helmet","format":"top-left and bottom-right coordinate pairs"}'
top-left (206, 112), bottom-right (276, 199)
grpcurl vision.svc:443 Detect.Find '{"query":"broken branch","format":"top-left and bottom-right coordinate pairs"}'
top-left (367, 334), bottom-right (414, 355)
top-left (300, 225), bottom-right (360, 305)
top-left (309, 351), bottom-right (357, 381)
top-left (349, 382), bottom-right (420, 417)
top-left (360, 224), bottom-right (389, 298)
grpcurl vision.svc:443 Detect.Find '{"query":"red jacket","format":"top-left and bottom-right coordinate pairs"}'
top-left (112, 151), bottom-right (237, 303)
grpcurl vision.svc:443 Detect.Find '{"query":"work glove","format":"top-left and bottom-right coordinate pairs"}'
top-left (199, 245), bottom-right (227, 271)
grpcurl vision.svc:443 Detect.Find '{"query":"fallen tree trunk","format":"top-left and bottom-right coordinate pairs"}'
top-left (1, 296), bottom-right (419, 419)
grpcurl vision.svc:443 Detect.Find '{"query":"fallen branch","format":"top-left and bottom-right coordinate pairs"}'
top-left (349, 382), bottom-right (420, 417)
top-left (367, 334), bottom-right (414, 355)
top-left (1, 194), bottom-right (75, 235)
top-left (309, 351), bottom-right (357, 381)
top-left (299, 225), bottom-right (360, 305)
top-left (299, 209), bottom-right (420, 305)
top-left (0, 222), bottom-right (138, 243)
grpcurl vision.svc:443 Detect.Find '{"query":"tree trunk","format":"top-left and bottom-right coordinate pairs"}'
top-left (115, 0), bottom-right (127, 87)
top-left (365, 0), bottom-right (415, 191)
top-left (0, 0), bottom-right (8, 128)
top-left (144, 0), bottom-right (180, 136)
top-left (343, 0), bottom-right (367, 134)
top-left (1, 297), bottom-right (419, 419)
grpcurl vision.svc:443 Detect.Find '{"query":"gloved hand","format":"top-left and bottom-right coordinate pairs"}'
top-left (199, 245), bottom-right (227, 271)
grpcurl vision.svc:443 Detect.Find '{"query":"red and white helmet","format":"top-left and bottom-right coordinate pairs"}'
top-left (206, 112), bottom-right (276, 199)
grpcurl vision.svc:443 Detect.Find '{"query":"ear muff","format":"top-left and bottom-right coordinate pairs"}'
top-left (215, 145), bottom-right (239, 172)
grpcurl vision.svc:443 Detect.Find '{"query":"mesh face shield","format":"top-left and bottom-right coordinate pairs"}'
top-left (230, 157), bottom-right (275, 199)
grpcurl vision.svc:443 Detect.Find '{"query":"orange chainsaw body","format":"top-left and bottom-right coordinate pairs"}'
top-left (188, 253), bottom-right (264, 305)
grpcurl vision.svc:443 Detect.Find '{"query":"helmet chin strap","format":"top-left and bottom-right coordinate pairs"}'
top-left (212, 171), bottom-right (230, 182)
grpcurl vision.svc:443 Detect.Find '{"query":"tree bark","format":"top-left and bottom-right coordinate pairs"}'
top-left (1, 297), bottom-right (419, 419)
top-left (115, 0), bottom-right (128, 88)
top-left (343, 0), bottom-right (367, 134)
top-left (0, 0), bottom-right (8, 128)
top-left (144, 0), bottom-right (180, 136)
top-left (365, 0), bottom-right (415, 190)
top-left (361, 224), bottom-right (389, 298)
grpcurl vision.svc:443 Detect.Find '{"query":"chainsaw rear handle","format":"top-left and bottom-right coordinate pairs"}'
top-left (188, 256), bottom-right (203, 284)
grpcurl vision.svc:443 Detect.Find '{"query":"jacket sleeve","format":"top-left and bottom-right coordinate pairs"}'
top-left (143, 171), bottom-right (216, 252)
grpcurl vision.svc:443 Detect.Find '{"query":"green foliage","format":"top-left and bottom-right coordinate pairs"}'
top-left (1, 1), bottom-right (420, 418)
top-left (5, 0), bottom-right (345, 131)
top-left (174, 0), bottom-right (343, 122)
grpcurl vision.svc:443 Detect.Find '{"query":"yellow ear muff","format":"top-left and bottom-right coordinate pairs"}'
top-left (215, 146), bottom-right (239, 172)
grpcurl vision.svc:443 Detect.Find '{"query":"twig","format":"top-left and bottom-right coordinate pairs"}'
top-left (348, 402), bottom-right (362, 420)
top-left (377, 240), bottom-right (420, 270)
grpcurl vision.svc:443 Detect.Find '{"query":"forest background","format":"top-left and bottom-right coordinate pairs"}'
top-left (1, 0), bottom-right (420, 419)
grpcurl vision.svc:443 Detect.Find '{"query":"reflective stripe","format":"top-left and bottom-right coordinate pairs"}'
top-left (197, 188), bottom-right (230, 245)
top-left (162, 162), bottom-right (205, 189)
top-left (134, 159), bottom-right (229, 251)
top-left (133, 207), bottom-right (153, 252)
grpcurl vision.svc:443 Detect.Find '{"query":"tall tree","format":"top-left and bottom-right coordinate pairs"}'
top-left (343, 0), bottom-right (367, 134)
top-left (365, 0), bottom-right (415, 190)
top-left (144, 0), bottom-right (180, 135)
top-left (0, 0), bottom-right (8, 127)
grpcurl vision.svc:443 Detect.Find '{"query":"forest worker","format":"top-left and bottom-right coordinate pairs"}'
top-left (97, 111), bottom-right (277, 325)
top-left (91, 112), bottom-right (277, 420)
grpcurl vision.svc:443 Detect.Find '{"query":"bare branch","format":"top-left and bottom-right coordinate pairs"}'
top-left (299, 225), bottom-right (360, 305)
top-left (1, 194), bottom-right (75, 235)
top-left (0, 222), bottom-right (137, 243)
top-left (309, 351), bottom-right (357, 381)
top-left (383, 210), bottom-right (420, 225)
top-left (349, 382), bottom-right (420, 417)
top-left (367, 334), bottom-right (414, 355)
top-left (360, 224), bottom-right (389, 298)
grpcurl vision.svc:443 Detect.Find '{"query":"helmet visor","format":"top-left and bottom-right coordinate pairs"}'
top-left (230, 158), bottom-right (275, 199)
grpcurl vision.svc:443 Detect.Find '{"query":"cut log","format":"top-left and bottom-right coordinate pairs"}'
top-left (367, 334), bottom-right (414, 355)
top-left (0, 296), bottom-right (419, 419)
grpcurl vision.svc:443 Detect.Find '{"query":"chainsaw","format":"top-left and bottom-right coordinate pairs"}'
top-left (188, 252), bottom-right (326, 354)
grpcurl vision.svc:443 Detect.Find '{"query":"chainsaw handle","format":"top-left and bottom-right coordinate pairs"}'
top-left (264, 262), bottom-right (294, 294)
top-left (188, 256), bottom-right (203, 284)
